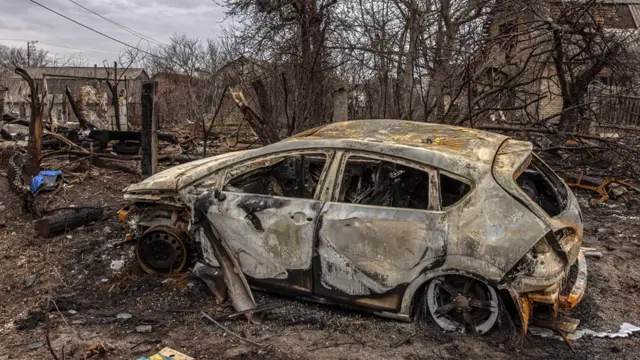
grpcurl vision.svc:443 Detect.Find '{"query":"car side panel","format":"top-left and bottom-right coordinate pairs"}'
top-left (442, 174), bottom-right (550, 281)
top-left (316, 203), bottom-right (447, 296)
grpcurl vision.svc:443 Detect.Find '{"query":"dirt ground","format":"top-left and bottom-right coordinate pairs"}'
top-left (0, 167), bottom-right (638, 360)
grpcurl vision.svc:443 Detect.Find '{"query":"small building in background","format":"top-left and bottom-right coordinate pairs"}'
top-left (0, 66), bottom-right (149, 130)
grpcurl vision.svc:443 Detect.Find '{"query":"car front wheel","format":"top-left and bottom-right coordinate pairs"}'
top-left (425, 275), bottom-right (499, 335)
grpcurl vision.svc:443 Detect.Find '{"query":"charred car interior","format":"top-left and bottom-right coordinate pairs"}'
top-left (122, 120), bottom-right (587, 336)
top-left (224, 154), bottom-right (327, 199)
top-left (516, 155), bottom-right (568, 217)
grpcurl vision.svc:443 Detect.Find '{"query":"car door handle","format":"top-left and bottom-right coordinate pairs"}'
top-left (291, 212), bottom-right (312, 225)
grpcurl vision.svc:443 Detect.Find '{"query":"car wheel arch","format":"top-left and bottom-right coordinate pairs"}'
top-left (401, 269), bottom-right (510, 321)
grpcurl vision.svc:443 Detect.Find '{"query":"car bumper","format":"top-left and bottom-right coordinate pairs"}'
top-left (512, 251), bottom-right (587, 333)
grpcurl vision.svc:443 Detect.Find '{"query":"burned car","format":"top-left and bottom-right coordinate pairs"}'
top-left (123, 120), bottom-right (586, 334)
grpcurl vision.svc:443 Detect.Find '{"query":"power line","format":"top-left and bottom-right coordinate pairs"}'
top-left (40, 41), bottom-right (119, 55)
top-left (28, 0), bottom-right (161, 60)
top-left (0, 38), bottom-right (118, 55)
top-left (66, 0), bottom-right (166, 46)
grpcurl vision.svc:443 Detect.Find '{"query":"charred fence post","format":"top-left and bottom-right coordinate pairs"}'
top-left (15, 68), bottom-right (43, 176)
top-left (141, 81), bottom-right (157, 178)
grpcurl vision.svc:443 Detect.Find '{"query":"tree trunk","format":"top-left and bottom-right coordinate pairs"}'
top-left (230, 88), bottom-right (280, 145)
top-left (15, 68), bottom-right (42, 176)
top-left (65, 86), bottom-right (93, 130)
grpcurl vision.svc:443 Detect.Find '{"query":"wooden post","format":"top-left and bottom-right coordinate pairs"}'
top-left (0, 86), bottom-right (6, 116)
top-left (15, 68), bottom-right (42, 176)
top-left (113, 61), bottom-right (121, 131)
top-left (141, 82), bottom-right (157, 178)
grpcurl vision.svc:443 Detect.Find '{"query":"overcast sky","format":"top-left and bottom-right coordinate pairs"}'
top-left (0, 0), bottom-right (229, 66)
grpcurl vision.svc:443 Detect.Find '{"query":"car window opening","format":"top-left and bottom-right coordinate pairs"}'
top-left (515, 157), bottom-right (567, 217)
top-left (440, 173), bottom-right (470, 207)
top-left (338, 156), bottom-right (429, 210)
top-left (225, 154), bottom-right (327, 199)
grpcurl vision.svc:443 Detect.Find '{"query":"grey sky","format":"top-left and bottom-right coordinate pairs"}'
top-left (0, 0), bottom-right (228, 66)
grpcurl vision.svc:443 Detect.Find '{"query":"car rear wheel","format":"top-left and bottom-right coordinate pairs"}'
top-left (426, 275), bottom-right (499, 335)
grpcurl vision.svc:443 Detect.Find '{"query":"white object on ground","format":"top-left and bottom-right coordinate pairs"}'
top-left (530, 323), bottom-right (640, 340)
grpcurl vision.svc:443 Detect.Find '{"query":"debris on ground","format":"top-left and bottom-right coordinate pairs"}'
top-left (26, 341), bottom-right (43, 350)
top-left (23, 272), bottom-right (37, 288)
top-left (530, 323), bottom-right (640, 340)
top-left (83, 342), bottom-right (109, 358)
top-left (561, 172), bottom-right (640, 205)
top-left (136, 325), bottom-right (153, 333)
top-left (137, 347), bottom-right (194, 360)
top-left (29, 170), bottom-right (65, 194)
top-left (34, 207), bottom-right (103, 236)
top-left (110, 259), bottom-right (125, 271)
top-left (116, 313), bottom-right (132, 321)
top-left (583, 250), bottom-right (604, 259)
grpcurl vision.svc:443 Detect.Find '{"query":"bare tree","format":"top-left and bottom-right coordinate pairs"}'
top-left (0, 44), bottom-right (52, 71)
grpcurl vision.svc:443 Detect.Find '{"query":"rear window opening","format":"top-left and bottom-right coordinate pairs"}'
top-left (516, 156), bottom-right (568, 217)
top-left (440, 173), bottom-right (471, 207)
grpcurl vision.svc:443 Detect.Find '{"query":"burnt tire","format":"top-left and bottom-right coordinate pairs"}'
top-left (425, 275), bottom-right (499, 335)
top-left (42, 139), bottom-right (62, 150)
top-left (112, 141), bottom-right (140, 155)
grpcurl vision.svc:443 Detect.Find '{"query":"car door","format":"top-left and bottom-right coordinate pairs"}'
top-left (203, 149), bottom-right (334, 294)
top-left (314, 151), bottom-right (448, 311)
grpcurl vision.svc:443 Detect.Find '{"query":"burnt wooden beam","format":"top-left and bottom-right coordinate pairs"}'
top-left (34, 207), bottom-right (103, 237)
top-left (141, 82), bottom-right (157, 178)
top-left (88, 129), bottom-right (177, 144)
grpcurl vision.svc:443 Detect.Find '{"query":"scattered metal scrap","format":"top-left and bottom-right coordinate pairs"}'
top-left (562, 172), bottom-right (639, 204)
top-left (530, 323), bottom-right (640, 341)
top-left (201, 311), bottom-right (264, 348)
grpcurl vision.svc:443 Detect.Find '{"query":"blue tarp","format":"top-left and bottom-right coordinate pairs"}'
top-left (30, 170), bottom-right (64, 193)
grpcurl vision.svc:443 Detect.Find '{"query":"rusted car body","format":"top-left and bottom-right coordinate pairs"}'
top-left (123, 120), bottom-right (586, 334)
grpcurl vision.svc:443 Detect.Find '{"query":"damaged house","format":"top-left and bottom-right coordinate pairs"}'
top-left (471, 0), bottom-right (640, 135)
top-left (0, 66), bottom-right (149, 129)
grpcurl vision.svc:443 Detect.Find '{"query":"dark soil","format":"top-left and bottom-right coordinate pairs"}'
top-left (0, 167), bottom-right (638, 359)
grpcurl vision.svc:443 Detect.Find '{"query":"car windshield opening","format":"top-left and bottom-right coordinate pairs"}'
top-left (515, 157), bottom-right (567, 217)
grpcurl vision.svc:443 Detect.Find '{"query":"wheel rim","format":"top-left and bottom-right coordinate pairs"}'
top-left (136, 226), bottom-right (187, 275)
top-left (426, 275), bottom-right (499, 334)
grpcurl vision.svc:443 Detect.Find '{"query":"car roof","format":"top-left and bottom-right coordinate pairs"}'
top-left (286, 120), bottom-right (511, 165)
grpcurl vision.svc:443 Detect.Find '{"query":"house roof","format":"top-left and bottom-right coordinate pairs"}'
top-left (8, 67), bottom-right (148, 81)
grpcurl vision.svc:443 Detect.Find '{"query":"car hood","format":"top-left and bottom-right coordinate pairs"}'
top-left (123, 152), bottom-right (239, 193)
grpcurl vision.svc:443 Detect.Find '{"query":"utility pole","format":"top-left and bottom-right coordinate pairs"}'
top-left (26, 40), bottom-right (38, 67)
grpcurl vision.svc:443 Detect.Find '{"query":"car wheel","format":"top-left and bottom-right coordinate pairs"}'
top-left (136, 225), bottom-right (188, 275)
top-left (426, 275), bottom-right (499, 335)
